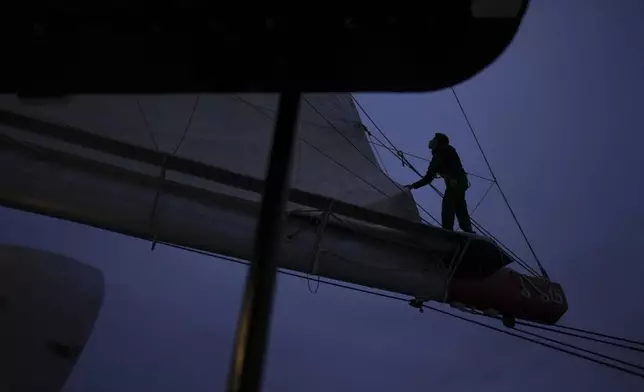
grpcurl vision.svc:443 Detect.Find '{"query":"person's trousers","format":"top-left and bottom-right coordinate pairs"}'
top-left (442, 181), bottom-right (473, 232)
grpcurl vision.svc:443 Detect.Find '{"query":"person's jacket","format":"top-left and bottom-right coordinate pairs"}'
top-left (410, 145), bottom-right (467, 189)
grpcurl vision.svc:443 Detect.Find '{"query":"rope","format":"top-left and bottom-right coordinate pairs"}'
top-left (367, 137), bottom-right (494, 182)
top-left (351, 96), bottom-right (402, 164)
top-left (157, 241), bottom-right (644, 381)
top-left (450, 88), bottom-right (549, 280)
top-left (470, 181), bottom-right (495, 216)
top-left (423, 305), bottom-right (644, 380)
top-left (169, 95), bottom-right (201, 157)
top-left (538, 323), bottom-right (644, 348)
top-left (444, 298), bottom-right (644, 353)
top-left (514, 321), bottom-right (644, 353)
top-left (514, 327), bottom-right (644, 371)
top-left (306, 202), bottom-right (334, 294)
top-left (136, 98), bottom-right (160, 152)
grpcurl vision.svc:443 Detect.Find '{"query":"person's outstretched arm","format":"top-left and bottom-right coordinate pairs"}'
top-left (406, 158), bottom-right (437, 190)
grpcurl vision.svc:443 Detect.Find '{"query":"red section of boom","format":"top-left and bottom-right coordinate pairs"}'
top-left (447, 268), bottom-right (567, 325)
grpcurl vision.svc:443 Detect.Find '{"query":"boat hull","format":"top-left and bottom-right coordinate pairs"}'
top-left (448, 268), bottom-right (568, 324)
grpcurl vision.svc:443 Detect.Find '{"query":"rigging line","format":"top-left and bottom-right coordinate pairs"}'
top-left (235, 95), bottom-right (361, 138)
top-left (350, 96), bottom-right (426, 180)
top-left (136, 98), bottom-right (160, 152)
top-left (450, 87), bottom-right (549, 280)
top-left (234, 97), bottom-right (386, 203)
top-left (421, 304), bottom-right (644, 380)
top-left (303, 97), bottom-right (398, 180)
top-left (514, 321), bottom-right (644, 353)
top-left (351, 95), bottom-right (399, 158)
top-left (135, 95), bottom-right (201, 156)
top-left (484, 232), bottom-right (539, 277)
top-left (369, 138), bottom-right (427, 161)
top-left (170, 95), bottom-right (201, 156)
top-left (233, 94), bottom-right (438, 226)
top-left (369, 134), bottom-right (390, 176)
top-left (143, 95), bottom-right (200, 251)
top-left (351, 95), bottom-right (541, 278)
top-left (513, 327), bottom-right (644, 371)
top-left (157, 241), bottom-right (644, 380)
top-left (470, 181), bottom-right (496, 216)
top-left (443, 279), bottom-right (644, 359)
top-left (137, 97), bottom-right (164, 250)
top-left (367, 138), bottom-right (494, 182)
top-left (497, 248), bottom-right (540, 278)
top-left (542, 323), bottom-right (644, 348)
top-left (302, 97), bottom-right (442, 227)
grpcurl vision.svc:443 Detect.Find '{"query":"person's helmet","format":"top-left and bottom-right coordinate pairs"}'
top-left (429, 133), bottom-right (449, 150)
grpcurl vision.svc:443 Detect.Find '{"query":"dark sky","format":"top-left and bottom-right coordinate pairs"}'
top-left (2, 1), bottom-right (644, 391)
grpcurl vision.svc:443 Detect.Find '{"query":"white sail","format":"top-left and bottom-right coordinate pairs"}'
top-left (0, 94), bottom-right (510, 303)
top-left (0, 94), bottom-right (420, 221)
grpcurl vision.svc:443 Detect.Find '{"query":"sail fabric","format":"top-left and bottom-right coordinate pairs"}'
top-left (0, 94), bottom-right (420, 222)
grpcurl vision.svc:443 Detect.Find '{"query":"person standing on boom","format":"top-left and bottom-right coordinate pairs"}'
top-left (404, 133), bottom-right (475, 234)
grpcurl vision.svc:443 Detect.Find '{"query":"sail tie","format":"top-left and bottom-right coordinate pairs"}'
top-left (307, 201), bottom-right (334, 293)
top-left (396, 150), bottom-right (406, 167)
top-left (148, 153), bottom-right (169, 251)
top-left (442, 239), bottom-right (472, 303)
top-left (138, 95), bottom-right (201, 252)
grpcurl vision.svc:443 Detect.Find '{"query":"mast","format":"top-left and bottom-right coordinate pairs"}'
top-left (227, 93), bottom-right (301, 392)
